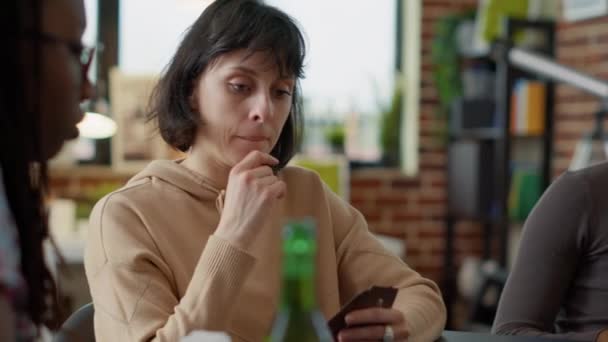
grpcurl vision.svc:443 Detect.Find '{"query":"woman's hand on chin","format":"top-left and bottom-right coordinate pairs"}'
top-left (214, 150), bottom-right (286, 251)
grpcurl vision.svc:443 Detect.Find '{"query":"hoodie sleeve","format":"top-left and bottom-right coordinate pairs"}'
top-left (322, 180), bottom-right (446, 342)
top-left (84, 189), bottom-right (256, 342)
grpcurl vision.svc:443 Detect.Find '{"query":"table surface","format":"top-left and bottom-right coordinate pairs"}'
top-left (182, 330), bottom-right (573, 341)
top-left (440, 331), bottom-right (571, 342)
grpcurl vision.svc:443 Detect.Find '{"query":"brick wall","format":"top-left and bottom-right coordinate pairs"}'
top-left (350, 0), bottom-right (481, 284)
top-left (554, 16), bottom-right (608, 176)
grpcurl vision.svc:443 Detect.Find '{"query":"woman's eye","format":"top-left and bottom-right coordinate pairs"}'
top-left (275, 89), bottom-right (292, 98)
top-left (229, 83), bottom-right (250, 93)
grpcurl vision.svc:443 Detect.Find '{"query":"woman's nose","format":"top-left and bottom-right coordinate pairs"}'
top-left (249, 93), bottom-right (273, 123)
top-left (81, 77), bottom-right (94, 102)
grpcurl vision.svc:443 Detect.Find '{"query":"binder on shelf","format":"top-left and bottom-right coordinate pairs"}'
top-left (507, 166), bottom-right (542, 222)
top-left (449, 98), bottom-right (498, 138)
top-left (509, 79), bottom-right (546, 136)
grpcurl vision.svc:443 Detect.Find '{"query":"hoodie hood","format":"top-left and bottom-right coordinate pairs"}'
top-left (128, 160), bottom-right (226, 212)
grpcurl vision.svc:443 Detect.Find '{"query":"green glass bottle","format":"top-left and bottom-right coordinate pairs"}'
top-left (268, 220), bottom-right (332, 342)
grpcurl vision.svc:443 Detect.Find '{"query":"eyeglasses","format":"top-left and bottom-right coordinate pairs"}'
top-left (23, 31), bottom-right (95, 79)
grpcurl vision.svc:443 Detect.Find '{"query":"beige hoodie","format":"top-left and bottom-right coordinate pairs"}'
top-left (84, 160), bottom-right (446, 341)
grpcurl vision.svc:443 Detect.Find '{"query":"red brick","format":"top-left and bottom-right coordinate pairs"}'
top-left (420, 194), bottom-right (447, 206)
top-left (554, 131), bottom-right (586, 140)
top-left (349, 188), bottom-right (375, 200)
top-left (349, 199), bottom-right (367, 211)
top-left (390, 178), bottom-right (420, 188)
top-left (459, 244), bottom-right (485, 257)
top-left (374, 231), bottom-right (404, 240)
top-left (419, 228), bottom-right (444, 239)
top-left (350, 179), bottom-right (383, 188)
top-left (377, 195), bottom-right (409, 207)
top-left (392, 212), bottom-right (422, 222)
top-left (419, 195), bottom-right (447, 205)
top-left (555, 111), bottom-right (594, 121)
top-left (557, 36), bottom-right (589, 46)
top-left (423, 0), bottom-right (455, 6)
top-left (455, 230), bottom-right (484, 240)
top-left (360, 211), bottom-right (381, 223)
top-left (421, 170), bottom-right (446, 186)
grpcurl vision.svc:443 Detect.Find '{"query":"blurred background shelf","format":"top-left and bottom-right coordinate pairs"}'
top-left (49, 164), bottom-right (134, 179)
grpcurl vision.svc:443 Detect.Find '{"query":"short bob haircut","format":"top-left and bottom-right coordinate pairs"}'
top-left (148, 0), bottom-right (306, 170)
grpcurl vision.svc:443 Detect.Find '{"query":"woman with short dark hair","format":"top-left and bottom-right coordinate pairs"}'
top-left (148, 0), bottom-right (304, 169)
top-left (84, 1), bottom-right (446, 341)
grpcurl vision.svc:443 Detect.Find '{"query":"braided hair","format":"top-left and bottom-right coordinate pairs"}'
top-left (0, 0), bottom-right (61, 330)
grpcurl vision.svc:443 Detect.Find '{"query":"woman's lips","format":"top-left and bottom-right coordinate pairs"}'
top-left (237, 136), bottom-right (268, 142)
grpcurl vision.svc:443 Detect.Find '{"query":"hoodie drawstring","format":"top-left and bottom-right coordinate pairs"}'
top-left (215, 189), bottom-right (226, 214)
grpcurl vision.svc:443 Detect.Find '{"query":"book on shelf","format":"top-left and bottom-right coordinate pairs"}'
top-left (508, 166), bottom-right (541, 222)
top-left (509, 79), bottom-right (546, 136)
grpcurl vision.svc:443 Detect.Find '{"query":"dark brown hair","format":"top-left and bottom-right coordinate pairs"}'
top-left (0, 0), bottom-right (60, 331)
top-left (148, 0), bottom-right (306, 169)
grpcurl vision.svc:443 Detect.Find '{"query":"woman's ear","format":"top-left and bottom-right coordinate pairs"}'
top-left (189, 89), bottom-right (198, 112)
top-left (189, 76), bottom-right (203, 112)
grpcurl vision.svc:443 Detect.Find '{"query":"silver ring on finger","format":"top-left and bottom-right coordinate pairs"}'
top-left (383, 325), bottom-right (394, 342)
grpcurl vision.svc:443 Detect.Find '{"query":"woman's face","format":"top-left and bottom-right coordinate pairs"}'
top-left (190, 49), bottom-right (295, 167)
top-left (34, 0), bottom-right (93, 159)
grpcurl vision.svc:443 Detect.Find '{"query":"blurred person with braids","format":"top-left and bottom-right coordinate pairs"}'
top-left (0, 0), bottom-right (93, 340)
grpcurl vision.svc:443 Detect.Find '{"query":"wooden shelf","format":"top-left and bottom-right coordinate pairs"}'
top-left (510, 133), bottom-right (546, 139)
top-left (443, 19), bottom-right (556, 329)
top-left (49, 164), bottom-right (135, 179)
top-left (451, 128), bottom-right (502, 140)
top-left (447, 212), bottom-right (501, 225)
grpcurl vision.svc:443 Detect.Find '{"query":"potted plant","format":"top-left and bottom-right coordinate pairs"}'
top-left (324, 124), bottom-right (346, 154)
top-left (379, 81), bottom-right (402, 167)
top-left (430, 11), bottom-right (475, 141)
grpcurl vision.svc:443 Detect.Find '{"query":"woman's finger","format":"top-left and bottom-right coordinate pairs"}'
top-left (232, 150), bottom-right (277, 173)
top-left (345, 308), bottom-right (404, 326)
top-left (244, 165), bottom-right (275, 181)
top-left (338, 324), bottom-right (384, 340)
top-left (338, 323), bottom-right (409, 342)
top-left (255, 174), bottom-right (280, 187)
top-left (393, 323), bottom-right (410, 340)
top-left (264, 179), bottom-right (286, 199)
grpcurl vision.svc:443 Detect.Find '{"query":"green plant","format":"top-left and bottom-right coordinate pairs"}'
top-left (430, 12), bottom-right (475, 120)
top-left (324, 124), bottom-right (345, 153)
top-left (75, 182), bottom-right (121, 219)
top-left (429, 11), bottom-right (477, 144)
top-left (379, 81), bottom-right (402, 166)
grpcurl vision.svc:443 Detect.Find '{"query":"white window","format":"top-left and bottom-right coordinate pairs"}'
top-left (83, 0), bottom-right (98, 81)
top-left (266, 1), bottom-right (396, 116)
top-left (268, 1), bottom-right (396, 161)
top-left (119, 0), bottom-right (212, 74)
